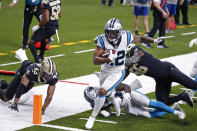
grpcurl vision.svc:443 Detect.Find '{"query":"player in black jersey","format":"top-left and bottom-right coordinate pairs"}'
top-left (29, 0), bottom-right (61, 62)
top-left (0, 58), bottom-right (59, 113)
top-left (124, 44), bottom-right (196, 107)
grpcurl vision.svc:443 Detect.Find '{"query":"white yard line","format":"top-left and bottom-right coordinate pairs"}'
top-left (181, 32), bottom-right (196, 35)
top-left (38, 124), bottom-right (90, 131)
top-left (74, 49), bottom-right (95, 54)
top-left (80, 118), bottom-right (117, 124)
top-left (0, 54), bottom-right (65, 67)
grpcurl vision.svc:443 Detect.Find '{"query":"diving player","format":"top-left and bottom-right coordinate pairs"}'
top-left (84, 83), bottom-right (186, 120)
top-left (125, 44), bottom-right (196, 107)
top-left (85, 17), bottom-right (165, 129)
top-left (0, 58), bottom-right (59, 114)
top-left (29, 0), bottom-right (61, 62)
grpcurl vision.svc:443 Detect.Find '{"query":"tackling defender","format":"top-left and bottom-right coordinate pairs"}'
top-left (124, 44), bottom-right (196, 106)
top-left (0, 58), bottom-right (59, 114)
top-left (85, 18), bottom-right (164, 129)
top-left (29, 0), bottom-right (61, 62)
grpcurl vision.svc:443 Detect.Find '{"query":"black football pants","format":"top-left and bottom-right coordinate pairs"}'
top-left (155, 64), bottom-right (197, 105)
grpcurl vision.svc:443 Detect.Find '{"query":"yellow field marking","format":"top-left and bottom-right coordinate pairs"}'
top-left (0, 53), bottom-right (8, 56)
top-left (191, 6), bottom-right (197, 8)
top-left (50, 45), bottom-right (61, 48)
top-left (78, 40), bottom-right (91, 43)
top-left (62, 42), bottom-right (77, 45)
top-left (10, 51), bottom-right (16, 53)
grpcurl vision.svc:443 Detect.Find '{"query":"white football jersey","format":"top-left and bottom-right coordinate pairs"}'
top-left (95, 30), bottom-right (133, 72)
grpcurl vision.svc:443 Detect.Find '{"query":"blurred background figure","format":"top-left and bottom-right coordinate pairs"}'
top-left (166, 0), bottom-right (178, 33)
top-left (8, 0), bottom-right (42, 49)
top-left (102, 0), bottom-right (113, 7)
top-left (141, 0), bottom-right (169, 48)
top-left (130, 0), bottom-right (150, 36)
top-left (174, 0), bottom-right (192, 25)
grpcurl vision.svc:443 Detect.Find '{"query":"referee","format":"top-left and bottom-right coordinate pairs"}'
top-left (142, 0), bottom-right (169, 48)
top-left (9, 0), bottom-right (41, 49)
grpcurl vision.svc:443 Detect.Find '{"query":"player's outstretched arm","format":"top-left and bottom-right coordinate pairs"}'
top-left (42, 84), bottom-right (56, 114)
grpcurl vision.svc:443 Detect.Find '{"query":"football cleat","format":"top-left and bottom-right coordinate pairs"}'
top-left (174, 110), bottom-right (186, 120)
top-left (85, 116), bottom-right (96, 129)
top-left (180, 90), bottom-right (194, 107)
top-left (0, 79), bottom-right (9, 90)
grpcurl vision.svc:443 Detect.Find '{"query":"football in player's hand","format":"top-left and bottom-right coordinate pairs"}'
top-left (100, 49), bottom-right (116, 58)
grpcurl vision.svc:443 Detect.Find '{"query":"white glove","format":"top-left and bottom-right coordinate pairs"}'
top-left (113, 97), bottom-right (122, 117)
top-left (100, 110), bottom-right (110, 117)
top-left (121, 93), bottom-right (131, 106)
top-left (108, 50), bottom-right (117, 61)
top-left (189, 38), bottom-right (197, 48)
top-left (154, 37), bottom-right (163, 44)
top-left (32, 25), bottom-right (40, 32)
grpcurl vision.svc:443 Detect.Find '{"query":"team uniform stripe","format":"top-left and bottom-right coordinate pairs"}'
top-left (107, 69), bottom-right (126, 92)
top-left (97, 35), bottom-right (105, 50)
top-left (126, 31), bottom-right (131, 46)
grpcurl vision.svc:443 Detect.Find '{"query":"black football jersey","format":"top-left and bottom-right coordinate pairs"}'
top-left (26, 63), bottom-right (59, 85)
top-left (126, 50), bottom-right (170, 79)
top-left (41, 0), bottom-right (61, 28)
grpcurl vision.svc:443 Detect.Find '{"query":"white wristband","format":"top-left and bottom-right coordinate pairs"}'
top-left (12, 0), bottom-right (17, 4)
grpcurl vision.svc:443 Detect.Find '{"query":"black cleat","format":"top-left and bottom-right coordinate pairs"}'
top-left (0, 79), bottom-right (8, 90)
top-left (180, 90), bottom-right (194, 107)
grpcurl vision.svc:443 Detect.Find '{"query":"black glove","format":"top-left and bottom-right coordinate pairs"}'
top-left (8, 103), bottom-right (19, 112)
top-left (42, 108), bottom-right (45, 115)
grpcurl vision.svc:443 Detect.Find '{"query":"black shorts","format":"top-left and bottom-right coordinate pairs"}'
top-left (31, 26), bottom-right (56, 42)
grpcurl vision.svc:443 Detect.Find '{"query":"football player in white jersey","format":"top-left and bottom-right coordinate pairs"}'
top-left (84, 84), bottom-right (186, 120)
top-left (85, 18), bottom-right (164, 129)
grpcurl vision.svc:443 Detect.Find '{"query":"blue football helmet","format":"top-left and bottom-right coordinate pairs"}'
top-left (84, 86), bottom-right (98, 107)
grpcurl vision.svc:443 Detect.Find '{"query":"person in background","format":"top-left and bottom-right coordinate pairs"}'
top-left (29, 0), bottom-right (61, 62)
top-left (166, 0), bottom-right (178, 33)
top-left (130, 0), bottom-right (150, 36)
top-left (174, 0), bottom-right (192, 25)
top-left (141, 0), bottom-right (169, 48)
top-left (9, 0), bottom-right (42, 49)
top-left (101, 0), bottom-right (114, 7)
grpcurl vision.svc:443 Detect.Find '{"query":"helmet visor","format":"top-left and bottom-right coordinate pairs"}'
top-left (106, 30), bottom-right (119, 40)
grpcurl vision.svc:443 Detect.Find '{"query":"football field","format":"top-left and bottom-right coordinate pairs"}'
top-left (0, 0), bottom-right (197, 130)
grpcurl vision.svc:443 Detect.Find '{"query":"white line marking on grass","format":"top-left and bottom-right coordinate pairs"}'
top-left (37, 124), bottom-right (90, 131)
top-left (0, 54), bottom-right (65, 67)
top-left (0, 61), bottom-right (22, 66)
top-left (159, 36), bottom-right (175, 39)
top-left (74, 49), bottom-right (95, 54)
top-left (80, 118), bottom-right (117, 124)
top-left (181, 32), bottom-right (196, 35)
top-left (180, 88), bottom-right (191, 91)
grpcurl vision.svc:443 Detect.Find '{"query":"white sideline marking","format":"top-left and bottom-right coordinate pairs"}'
top-left (159, 36), bottom-right (175, 39)
top-left (74, 49), bottom-right (95, 54)
top-left (38, 124), bottom-right (90, 131)
top-left (181, 32), bottom-right (196, 35)
top-left (180, 88), bottom-right (192, 91)
top-left (80, 118), bottom-right (117, 124)
top-left (0, 54), bottom-right (65, 67)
